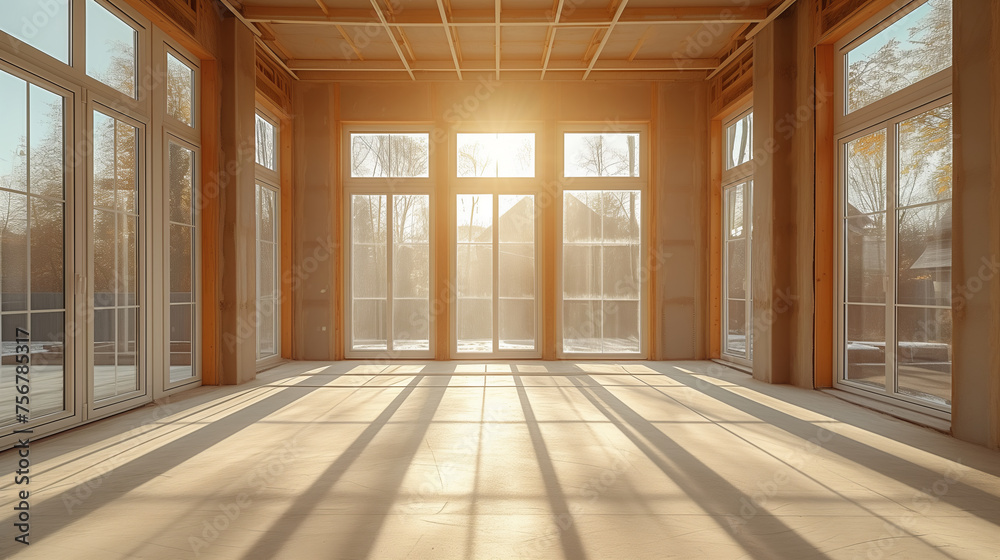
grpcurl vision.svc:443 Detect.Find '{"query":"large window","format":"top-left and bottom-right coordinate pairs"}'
top-left (0, 67), bottom-right (69, 425)
top-left (1, 0), bottom-right (203, 448)
top-left (345, 127), bottom-right (433, 358)
top-left (721, 109), bottom-right (753, 365)
top-left (836, 0), bottom-right (952, 413)
top-left (255, 109), bottom-right (280, 364)
top-left (559, 128), bottom-right (646, 356)
top-left (455, 194), bottom-right (537, 354)
top-left (349, 193), bottom-right (431, 353)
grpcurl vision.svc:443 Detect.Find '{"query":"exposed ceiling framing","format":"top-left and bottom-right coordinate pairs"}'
top-left (234, 0), bottom-right (787, 82)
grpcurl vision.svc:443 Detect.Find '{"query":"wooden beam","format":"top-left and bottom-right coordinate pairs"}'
top-left (814, 43), bottom-right (835, 388)
top-left (583, 0), bottom-right (629, 79)
top-left (627, 26), bottom-right (652, 62)
top-left (368, 0), bottom-right (415, 79)
top-left (495, 0), bottom-right (501, 79)
top-left (540, 0), bottom-right (565, 80)
top-left (437, 0), bottom-right (462, 79)
top-left (287, 58), bottom-right (718, 71)
top-left (242, 6), bottom-right (766, 25)
top-left (398, 28), bottom-right (417, 61)
top-left (314, 0), bottom-right (330, 17)
top-left (745, 0), bottom-right (796, 40)
top-left (254, 36), bottom-right (299, 80)
top-left (336, 25), bottom-right (365, 61)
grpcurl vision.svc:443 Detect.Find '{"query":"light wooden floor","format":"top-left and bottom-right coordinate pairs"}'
top-left (2, 360), bottom-right (999, 559)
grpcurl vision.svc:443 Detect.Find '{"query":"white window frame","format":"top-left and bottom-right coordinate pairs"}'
top-left (556, 123), bottom-right (648, 359)
top-left (255, 106), bottom-right (282, 368)
top-left (0, 0), bottom-right (206, 448)
top-left (833, 0), bottom-right (953, 418)
top-left (449, 123), bottom-right (542, 358)
top-left (343, 124), bottom-right (435, 359)
top-left (155, 29), bottom-right (201, 395)
top-left (720, 106), bottom-right (753, 368)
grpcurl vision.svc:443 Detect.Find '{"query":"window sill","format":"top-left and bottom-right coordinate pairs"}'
top-left (819, 388), bottom-right (951, 434)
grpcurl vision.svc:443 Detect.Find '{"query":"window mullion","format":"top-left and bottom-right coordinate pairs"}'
top-left (387, 195), bottom-right (394, 353)
top-left (492, 194), bottom-right (499, 352)
top-left (885, 124), bottom-right (898, 397)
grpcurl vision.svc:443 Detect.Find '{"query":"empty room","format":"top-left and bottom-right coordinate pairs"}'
top-left (1, 0), bottom-right (999, 558)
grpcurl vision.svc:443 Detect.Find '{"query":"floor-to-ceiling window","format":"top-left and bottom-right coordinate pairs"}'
top-left (721, 109), bottom-right (753, 366)
top-left (835, 0), bottom-right (953, 414)
top-left (255, 109), bottom-right (281, 365)
top-left (0, 0), bottom-right (202, 448)
top-left (344, 128), bottom-right (433, 357)
top-left (452, 131), bottom-right (539, 357)
top-left (559, 128), bottom-right (646, 357)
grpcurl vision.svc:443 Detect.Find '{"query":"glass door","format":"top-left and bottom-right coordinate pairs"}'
top-left (89, 103), bottom-right (147, 412)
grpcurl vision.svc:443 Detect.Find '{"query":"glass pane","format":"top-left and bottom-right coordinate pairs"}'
top-left (29, 311), bottom-right (65, 418)
top-left (393, 195), bottom-right (429, 350)
top-left (563, 191), bottom-right (601, 243)
top-left (389, 133), bottom-right (429, 178)
top-left (564, 133), bottom-right (640, 177)
top-left (0, 70), bottom-right (27, 194)
top-left (563, 300), bottom-right (601, 353)
top-left (498, 243), bottom-right (534, 298)
top-left (897, 307), bottom-right (951, 405)
top-left (258, 242), bottom-right (274, 300)
top-left (93, 207), bottom-right (116, 307)
top-left (898, 103), bottom-right (952, 207)
top-left (166, 52), bottom-right (194, 126)
top-left (726, 239), bottom-right (747, 300)
top-left (602, 191), bottom-right (640, 242)
top-left (845, 213), bottom-right (886, 303)
top-left (116, 307), bottom-right (137, 394)
top-left (725, 299), bottom-right (747, 357)
top-left (86, 0), bottom-right (138, 98)
top-left (352, 298), bottom-right (386, 350)
top-left (115, 120), bottom-right (138, 214)
top-left (0, 0), bottom-right (70, 63)
top-left (169, 143), bottom-right (194, 225)
top-left (92, 112), bottom-right (116, 209)
top-left (0, 315), bottom-right (26, 424)
top-left (255, 114), bottom-right (277, 171)
top-left (602, 300), bottom-right (639, 353)
top-left (498, 298), bottom-right (534, 350)
top-left (93, 307), bottom-right (115, 400)
top-left (351, 195), bottom-right (387, 350)
top-left (845, 304), bottom-right (886, 389)
top-left (169, 224), bottom-right (193, 302)
top-left (603, 245), bottom-right (640, 300)
top-left (499, 194), bottom-right (533, 243)
top-left (31, 196), bottom-right (64, 310)
top-left (0, 190), bottom-right (29, 312)
top-left (169, 303), bottom-right (194, 382)
top-left (897, 202), bottom-right (951, 307)
top-left (119, 213), bottom-right (137, 307)
top-left (845, 129), bottom-right (886, 215)
top-left (457, 133), bottom-right (534, 177)
top-left (351, 133), bottom-right (429, 177)
top-left (726, 113), bottom-right (753, 169)
top-left (726, 184), bottom-right (745, 241)
top-left (257, 298), bottom-right (276, 358)
top-left (563, 190), bottom-right (641, 353)
top-left (29, 85), bottom-right (64, 199)
top-left (846, 0), bottom-right (952, 113)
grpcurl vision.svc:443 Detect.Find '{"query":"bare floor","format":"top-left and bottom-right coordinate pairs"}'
top-left (2, 360), bottom-right (999, 559)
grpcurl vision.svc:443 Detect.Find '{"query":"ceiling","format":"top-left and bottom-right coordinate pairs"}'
top-left (229, 0), bottom-right (786, 81)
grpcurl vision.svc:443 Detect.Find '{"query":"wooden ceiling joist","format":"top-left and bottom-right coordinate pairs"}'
top-left (241, 6), bottom-right (767, 27)
top-left (287, 57), bottom-right (718, 72)
top-left (436, 0), bottom-right (463, 79)
top-left (367, 0), bottom-right (415, 80)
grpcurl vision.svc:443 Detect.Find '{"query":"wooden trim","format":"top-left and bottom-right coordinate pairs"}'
top-left (119, 0), bottom-right (213, 59)
top-left (814, 43), bottom-right (835, 387)
top-left (813, 0), bottom-right (900, 45)
top-left (200, 58), bottom-right (219, 385)
top-left (333, 83), bottom-right (343, 360)
top-left (279, 114), bottom-right (294, 360)
top-left (649, 83), bottom-right (659, 359)
top-left (709, 117), bottom-right (722, 359)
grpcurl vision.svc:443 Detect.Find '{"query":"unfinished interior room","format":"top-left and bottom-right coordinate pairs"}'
top-left (1, 0), bottom-right (999, 557)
